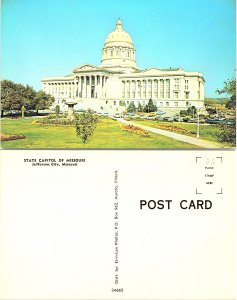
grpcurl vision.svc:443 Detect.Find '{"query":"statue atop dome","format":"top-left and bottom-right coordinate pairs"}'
top-left (115, 18), bottom-right (123, 30)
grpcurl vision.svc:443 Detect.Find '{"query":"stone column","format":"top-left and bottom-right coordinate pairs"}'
top-left (145, 80), bottom-right (148, 99)
top-left (54, 83), bottom-right (57, 97)
top-left (63, 83), bottom-right (66, 98)
top-left (54, 83), bottom-right (57, 98)
top-left (65, 83), bottom-right (68, 98)
top-left (105, 76), bottom-right (107, 98)
top-left (74, 79), bottom-right (77, 98)
top-left (102, 76), bottom-right (105, 98)
top-left (66, 83), bottom-right (68, 98)
top-left (163, 80), bottom-right (166, 99)
top-left (95, 75), bottom-right (97, 98)
top-left (124, 81), bottom-right (127, 99)
top-left (98, 75), bottom-right (100, 98)
top-left (78, 77), bottom-right (81, 97)
top-left (151, 80), bottom-right (154, 99)
top-left (158, 80), bottom-right (160, 99)
top-left (89, 76), bottom-right (92, 98)
top-left (84, 76), bottom-right (87, 98)
top-left (135, 80), bottom-right (138, 99)
top-left (129, 80), bottom-right (132, 99)
top-left (102, 76), bottom-right (104, 98)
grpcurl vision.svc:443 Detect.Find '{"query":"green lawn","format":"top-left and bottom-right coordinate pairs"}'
top-left (131, 119), bottom-right (231, 145)
top-left (1, 117), bottom-right (201, 149)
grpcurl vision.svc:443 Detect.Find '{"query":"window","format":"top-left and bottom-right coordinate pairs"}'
top-left (185, 79), bottom-right (189, 90)
top-left (174, 78), bottom-right (180, 89)
top-left (160, 102), bottom-right (163, 107)
top-left (174, 102), bottom-right (178, 107)
top-left (110, 51), bottom-right (113, 56)
top-left (174, 92), bottom-right (179, 99)
top-left (138, 81), bottom-right (141, 98)
top-left (116, 50), bottom-right (119, 56)
top-left (185, 92), bottom-right (189, 99)
top-left (166, 102), bottom-right (169, 107)
top-left (166, 79), bottom-right (170, 98)
top-left (114, 101), bottom-right (116, 105)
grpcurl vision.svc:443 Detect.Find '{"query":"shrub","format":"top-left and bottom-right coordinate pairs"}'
top-left (180, 110), bottom-right (188, 117)
top-left (216, 120), bottom-right (236, 145)
top-left (55, 105), bottom-right (60, 118)
top-left (32, 117), bottom-right (74, 126)
top-left (74, 109), bottom-right (98, 143)
top-left (1, 133), bottom-right (26, 141)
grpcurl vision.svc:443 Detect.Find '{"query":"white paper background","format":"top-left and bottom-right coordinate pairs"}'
top-left (0, 150), bottom-right (235, 299)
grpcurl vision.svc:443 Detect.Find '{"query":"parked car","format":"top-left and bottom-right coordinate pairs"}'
top-left (183, 117), bottom-right (191, 122)
top-left (224, 119), bottom-right (235, 125)
top-left (174, 117), bottom-right (183, 122)
top-left (113, 113), bottom-right (122, 118)
top-left (163, 116), bottom-right (174, 122)
top-left (157, 116), bottom-right (164, 121)
top-left (145, 116), bottom-right (157, 120)
top-left (205, 118), bottom-right (226, 124)
top-left (199, 119), bottom-right (206, 124)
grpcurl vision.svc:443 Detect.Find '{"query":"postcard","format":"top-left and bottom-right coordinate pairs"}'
top-left (0, 0), bottom-right (236, 299)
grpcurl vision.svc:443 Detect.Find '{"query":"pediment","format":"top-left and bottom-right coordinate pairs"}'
top-left (140, 68), bottom-right (164, 75)
top-left (73, 64), bottom-right (99, 73)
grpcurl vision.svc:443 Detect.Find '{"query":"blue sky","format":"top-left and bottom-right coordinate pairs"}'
top-left (1, 0), bottom-right (236, 97)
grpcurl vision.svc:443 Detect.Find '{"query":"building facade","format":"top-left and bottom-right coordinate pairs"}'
top-left (41, 19), bottom-right (205, 114)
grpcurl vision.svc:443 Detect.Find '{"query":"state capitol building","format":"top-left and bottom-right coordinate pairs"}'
top-left (41, 19), bottom-right (205, 114)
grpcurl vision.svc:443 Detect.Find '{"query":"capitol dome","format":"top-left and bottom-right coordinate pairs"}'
top-left (100, 19), bottom-right (138, 71)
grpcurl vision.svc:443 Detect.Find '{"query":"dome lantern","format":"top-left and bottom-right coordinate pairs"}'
top-left (115, 18), bottom-right (123, 30)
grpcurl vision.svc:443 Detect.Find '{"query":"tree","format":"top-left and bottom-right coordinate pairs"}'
top-left (55, 105), bottom-right (60, 118)
top-left (119, 100), bottom-right (126, 106)
top-left (137, 102), bottom-right (144, 112)
top-left (1, 80), bottom-right (25, 115)
top-left (216, 78), bottom-right (236, 109)
top-left (74, 109), bottom-right (98, 143)
top-left (1, 80), bottom-right (55, 116)
top-left (187, 105), bottom-right (197, 117)
top-left (127, 101), bottom-right (136, 113)
top-left (22, 85), bottom-right (36, 110)
top-left (144, 98), bottom-right (157, 113)
top-left (216, 77), bottom-right (236, 145)
top-left (34, 90), bottom-right (55, 114)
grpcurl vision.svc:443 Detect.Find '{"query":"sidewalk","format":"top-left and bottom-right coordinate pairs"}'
top-left (118, 119), bottom-right (223, 148)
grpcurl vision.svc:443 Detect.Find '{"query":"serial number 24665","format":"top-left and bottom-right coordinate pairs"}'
top-left (112, 288), bottom-right (123, 292)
